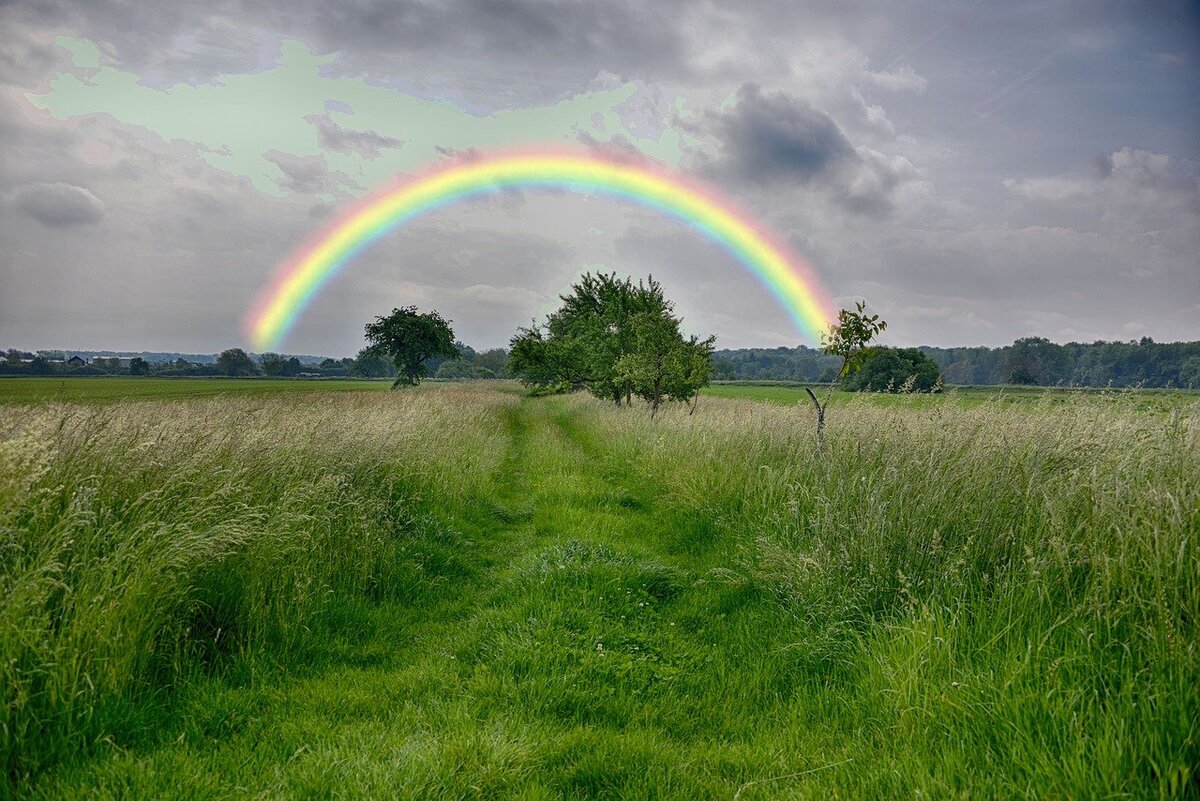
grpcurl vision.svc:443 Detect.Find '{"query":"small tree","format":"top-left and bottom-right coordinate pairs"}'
top-left (129, 357), bottom-right (149, 376)
top-left (805, 300), bottom-right (886, 447)
top-left (363, 306), bottom-right (459, 387)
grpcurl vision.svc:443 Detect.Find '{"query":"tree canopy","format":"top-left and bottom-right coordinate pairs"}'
top-left (364, 306), bottom-right (459, 387)
top-left (843, 347), bottom-right (941, 392)
top-left (217, 348), bottom-right (258, 376)
top-left (508, 273), bottom-right (715, 412)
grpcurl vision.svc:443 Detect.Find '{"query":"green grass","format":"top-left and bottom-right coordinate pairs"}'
top-left (0, 376), bottom-right (392, 405)
top-left (3, 385), bottom-right (1197, 797)
top-left (705, 380), bottom-right (1198, 411)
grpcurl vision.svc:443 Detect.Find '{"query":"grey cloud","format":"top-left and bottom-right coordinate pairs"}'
top-left (693, 83), bottom-right (918, 216)
top-left (6, 0), bottom-right (688, 102)
top-left (304, 113), bottom-right (404, 159)
top-left (1004, 147), bottom-right (1200, 239)
top-left (3, 0), bottom-right (1199, 352)
top-left (701, 83), bottom-right (856, 183)
top-left (263, 150), bottom-right (360, 195)
top-left (574, 130), bottom-right (651, 164)
top-left (14, 182), bottom-right (105, 225)
top-left (865, 65), bottom-right (927, 93)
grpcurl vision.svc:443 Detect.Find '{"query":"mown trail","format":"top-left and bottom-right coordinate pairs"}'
top-left (34, 395), bottom-right (842, 799)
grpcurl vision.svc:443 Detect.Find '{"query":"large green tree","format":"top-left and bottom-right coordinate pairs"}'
top-left (364, 306), bottom-right (459, 387)
top-left (509, 272), bottom-right (714, 411)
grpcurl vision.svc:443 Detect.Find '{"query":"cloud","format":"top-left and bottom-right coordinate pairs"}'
top-left (13, 181), bottom-right (105, 225)
top-left (690, 83), bottom-right (921, 216)
top-left (865, 64), bottom-right (928, 93)
top-left (262, 149), bottom-right (360, 195)
top-left (1003, 147), bottom-right (1200, 242)
top-left (304, 112), bottom-right (404, 159)
top-left (699, 83), bottom-right (855, 183)
top-left (3, 0), bottom-right (1198, 354)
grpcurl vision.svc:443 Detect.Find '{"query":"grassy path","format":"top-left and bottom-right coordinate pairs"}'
top-left (33, 395), bottom-right (845, 799)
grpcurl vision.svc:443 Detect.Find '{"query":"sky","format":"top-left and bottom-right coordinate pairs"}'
top-left (1, 0), bottom-right (1197, 356)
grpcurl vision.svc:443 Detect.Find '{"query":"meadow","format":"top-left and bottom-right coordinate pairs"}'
top-left (0, 377), bottom-right (389, 406)
top-left (1, 380), bottom-right (1196, 798)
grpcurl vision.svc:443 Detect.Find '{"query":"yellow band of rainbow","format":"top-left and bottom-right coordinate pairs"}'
top-left (247, 150), bottom-right (834, 350)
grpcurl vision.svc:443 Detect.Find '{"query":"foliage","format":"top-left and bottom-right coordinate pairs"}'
top-left (349, 348), bottom-right (395, 378)
top-left (508, 272), bottom-right (715, 410)
top-left (216, 348), bottom-right (258, 376)
top-left (806, 300), bottom-right (887, 443)
top-left (363, 306), bottom-right (459, 387)
top-left (843, 346), bottom-right (941, 392)
top-left (711, 337), bottom-right (1200, 388)
top-left (821, 300), bottom-right (888, 380)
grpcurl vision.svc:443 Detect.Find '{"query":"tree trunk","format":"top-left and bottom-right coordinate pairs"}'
top-left (804, 387), bottom-right (826, 450)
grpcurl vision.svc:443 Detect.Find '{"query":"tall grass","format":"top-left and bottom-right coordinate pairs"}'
top-left (581, 390), bottom-right (1200, 795)
top-left (0, 387), bottom-right (513, 784)
top-left (3, 384), bottom-right (1196, 796)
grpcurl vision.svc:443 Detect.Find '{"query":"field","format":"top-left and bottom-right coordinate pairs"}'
top-left (2, 380), bottom-right (1197, 798)
top-left (0, 377), bottom-right (389, 405)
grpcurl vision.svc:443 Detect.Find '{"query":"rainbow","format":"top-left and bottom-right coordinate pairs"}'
top-left (247, 150), bottom-right (834, 350)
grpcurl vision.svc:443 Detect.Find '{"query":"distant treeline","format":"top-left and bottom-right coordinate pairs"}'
top-left (0, 344), bottom-right (511, 380)
top-left (713, 337), bottom-right (1200, 388)
top-left (9, 336), bottom-right (1200, 388)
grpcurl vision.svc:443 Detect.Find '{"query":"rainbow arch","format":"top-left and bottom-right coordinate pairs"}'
top-left (247, 150), bottom-right (835, 351)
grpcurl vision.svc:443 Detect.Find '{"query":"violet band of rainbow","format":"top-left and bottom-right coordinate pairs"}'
top-left (247, 152), bottom-right (835, 351)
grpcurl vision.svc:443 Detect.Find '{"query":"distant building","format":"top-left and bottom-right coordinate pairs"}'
top-left (67, 356), bottom-right (85, 367)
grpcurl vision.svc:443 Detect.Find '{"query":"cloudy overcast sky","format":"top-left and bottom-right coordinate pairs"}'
top-left (1, 0), bottom-right (1197, 355)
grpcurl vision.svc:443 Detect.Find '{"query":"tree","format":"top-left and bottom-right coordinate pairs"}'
top-left (435, 360), bottom-right (477, 380)
top-left (843, 347), bottom-right (940, 392)
top-left (508, 323), bottom-right (576, 393)
top-left (363, 306), bottom-right (459, 387)
top-left (805, 300), bottom-right (886, 447)
top-left (281, 356), bottom-right (303, 377)
top-left (217, 348), bottom-right (258, 376)
top-left (612, 311), bottom-right (715, 416)
top-left (474, 348), bottom-right (510, 378)
top-left (350, 348), bottom-right (395, 378)
top-left (129, 357), bottom-right (150, 376)
top-left (508, 272), bottom-right (715, 411)
top-left (259, 352), bottom-right (287, 376)
top-left (1003, 337), bottom-right (1066, 385)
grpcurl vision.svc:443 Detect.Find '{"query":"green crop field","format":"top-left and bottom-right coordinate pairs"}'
top-left (3, 383), bottom-right (1197, 798)
top-left (0, 376), bottom-right (392, 405)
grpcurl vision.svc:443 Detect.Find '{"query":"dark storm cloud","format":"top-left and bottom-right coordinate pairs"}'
top-left (692, 84), bottom-right (918, 216)
top-left (13, 182), bottom-right (105, 225)
top-left (304, 113), bottom-right (405, 159)
top-left (701, 84), bottom-right (856, 182)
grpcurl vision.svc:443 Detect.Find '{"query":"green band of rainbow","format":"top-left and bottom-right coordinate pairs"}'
top-left (247, 151), bottom-right (834, 350)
